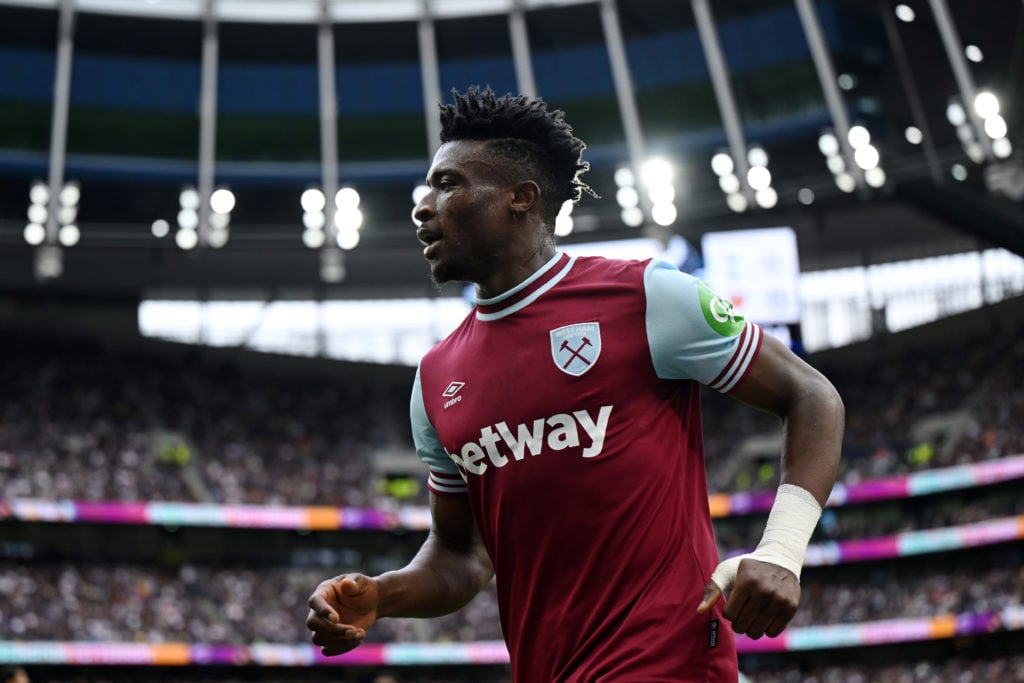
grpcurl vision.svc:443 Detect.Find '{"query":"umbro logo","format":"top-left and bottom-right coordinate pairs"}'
top-left (442, 382), bottom-right (465, 397)
top-left (443, 381), bottom-right (465, 409)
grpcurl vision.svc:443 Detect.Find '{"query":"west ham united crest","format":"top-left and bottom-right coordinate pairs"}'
top-left (549, 322), bottom-right (601, 376)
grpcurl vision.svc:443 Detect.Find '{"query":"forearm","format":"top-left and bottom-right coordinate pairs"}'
top-left (778, 373), bottom-right (845, 507)
top-left (375, 531), bottom-right (493, 619)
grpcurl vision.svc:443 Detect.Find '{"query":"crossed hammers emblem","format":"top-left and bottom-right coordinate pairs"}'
top-left (560, 336), bottom-right (593, 370)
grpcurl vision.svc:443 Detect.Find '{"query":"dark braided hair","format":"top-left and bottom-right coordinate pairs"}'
top-left (439, 86), bottom-right (595, 228)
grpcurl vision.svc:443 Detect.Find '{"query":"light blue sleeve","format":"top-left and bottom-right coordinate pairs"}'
top-left (410, 364), bottom-right (460, 475)
top-left (644, 259), bottom-right (761, 392)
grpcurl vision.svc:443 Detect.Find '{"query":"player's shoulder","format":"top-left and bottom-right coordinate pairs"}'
top-left (420, 304), bottom-right (478, 366)
top-left (569, 253), bottom-right (656, 281)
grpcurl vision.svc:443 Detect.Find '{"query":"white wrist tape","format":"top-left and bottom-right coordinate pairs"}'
top-left (710, 484), bottom-right (822, 592)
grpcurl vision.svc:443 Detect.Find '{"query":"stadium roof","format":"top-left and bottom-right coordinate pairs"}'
top-left (0, 0), bottom-right (1020, 301)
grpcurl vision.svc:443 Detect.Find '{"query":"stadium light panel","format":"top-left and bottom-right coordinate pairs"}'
top-left (614, 166), bottom-right (635, 188)
top-left (179, 186), bottom-right (200, 211)
top-left (209, 211), bottom-right (230, 231)
top-left (848, 125), bottom-right (871, 149)
top-left (207, 228), bottom-right (229, 249)
top-left (992, 138), bottom-right (1012, 159)
top-left (59, 183), bottom-right (80, 207)
top-left (302, 211), bottom-right (326, 230)
top-left (973, 91), bottom-right (999, 119)
top-left (641, 158), bottom-right (673, 187)
top-left (175, 227), bottom-right (199, 250)
top-left (817, 131), bottom-right (839, 157)
top-left (718, 174), bottom-right (741, 194)
top-left (27, 204), bottom-right (47, 225)
top-left (23, 223), bottom-right (46, 246)
top-left (648, 183), bottom-right (675, 205)
top-left (336, 225), bottom-right (360, 250)
top-left (58, 224), bottom-right (81, 247)
top-left (864, 167), bottom-right (886, 188)
top-left (411, 184), bottom-right (430, 205)
top-left (301, 188), bottom-right (325, 214)
top-left (210, 188), bottom-right (236, 214)
top-left (710, 152), bottom-right (734, 177)
top-left (335, 187), bottom-right (361, 210)
top-left (754, 187), bottom-right (778, 209)
top-left (983, 115), bottom-right (1007, 140)
top-left (854, 144), bottom-right (880, 171)
top-left (620, 206), bottom-right (644, 227)
top-left (615, 186), bottom-right (639, 209)
top-left (835, 173), bottom-right (856, 193)
top-left (151, 219), bottom-right (170, 238)
top-left (894, 4), bottom-right (915, 22)
top-left (177, 208), bottom-right (199, 230)
top-left (747, 166), bottom-right (772, 192)
top-left (302, 228), bottom-right (326, 249)
top-left (946, 101), bottom-right (967, 126)
top-left (650, 202), bottom-right (677, 226)
top-left (29, 182), bottom-right (49, 206)
top-left (726, 192), bottom-right (748, 213)
top-left (747, 146), bottom-right (769, 168)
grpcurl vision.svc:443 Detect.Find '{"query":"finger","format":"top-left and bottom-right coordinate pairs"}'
top-left (311, 627), bottom-right (365, 647)
top-left (306, 607), bottom-right (345, 634)
top-left (708, 557), bottom-right (743, 596)
top-left (308, 618), bottom-right (360, 640)
top-left (308, 593), bottom-right (340, 624)
top-left (738, 588), bottom-right (779, 634)
top-left (319, 635), bottom-right (366, 657)
top-left (722, 583), bottom-right (751, 625)
top-left (764, 611), bottom-right (791, 638)
top-left (340, 575), bottom-right (365, 597)
top-left (696, 581), bottom-right (723, 614)
top-left (736, 601), bottom-right (775, 639)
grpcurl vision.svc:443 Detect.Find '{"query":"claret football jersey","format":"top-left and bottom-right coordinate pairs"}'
top-left (410, 252), bottom-right (761, 682)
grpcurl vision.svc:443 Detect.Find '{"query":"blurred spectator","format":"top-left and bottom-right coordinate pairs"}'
top-left (748, 654), bottom-right (1024, 683)
top-left (0, 553), bottom-right (1017, 644)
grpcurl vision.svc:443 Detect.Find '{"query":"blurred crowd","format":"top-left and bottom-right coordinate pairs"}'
top-left (0, 332), bottom-right (406, 507)
top-left (748, 654), bottom-right (1024, 683)
top-left (1, 547), bottom-right (1019, 644)
top-left (0, 560), bottom-right (501, 645)
top-left (1, 315), bottom-right (1022, 681)
top-left (712, 486), bottom-right (1024, 553)
top-left (10, 657), bottom-right (1024, 683)
top-left (791, 546), bottom-right (1024, 627)
top-left (1, 320), bottom-right (1022, 507)
top-left (704, 321), bottom-right (1024, 494)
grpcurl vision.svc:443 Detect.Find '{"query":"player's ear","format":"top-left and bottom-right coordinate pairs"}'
top-left (509, 180), bottom-right (540, 216)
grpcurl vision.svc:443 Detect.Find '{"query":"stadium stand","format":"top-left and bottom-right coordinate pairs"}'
top-left (2, 295), bottom-right (1024, 681)
top-left (1, 0), bottom-right (1022, 680)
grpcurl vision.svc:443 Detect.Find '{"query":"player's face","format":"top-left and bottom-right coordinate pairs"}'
top-left (413, 140), bottom-right (518, 290)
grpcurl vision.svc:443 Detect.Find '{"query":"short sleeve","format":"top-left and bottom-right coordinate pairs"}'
top-left (644, 259), bottom-right (763, 394)
top-left (410, 364), bottom-right (468, 495)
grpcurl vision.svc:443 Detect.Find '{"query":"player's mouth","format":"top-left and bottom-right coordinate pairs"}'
top-left (416, 225), bottom-right (441, 260)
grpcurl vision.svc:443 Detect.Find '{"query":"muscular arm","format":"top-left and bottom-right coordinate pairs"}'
top-left (729, 333), bottom-right (844, 506)
top-left (307, 492), bottom-right (492, 654)
top-left (697, 332), bottom-right (844, 638)
top-left (377, 491), bottom-right (494, 618)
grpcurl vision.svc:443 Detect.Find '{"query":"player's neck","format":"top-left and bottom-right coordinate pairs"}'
top-left (475, 242), bottom-right (557, 300)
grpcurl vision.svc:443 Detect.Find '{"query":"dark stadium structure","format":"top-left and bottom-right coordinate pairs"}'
top-left (0, 1), bottom-right (1022, 682)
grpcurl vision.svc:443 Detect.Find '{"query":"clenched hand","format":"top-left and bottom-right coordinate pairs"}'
top-left (696, 557), bottom-right (800, 639)
top-left (307, 574), bottom-right (380, 655)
